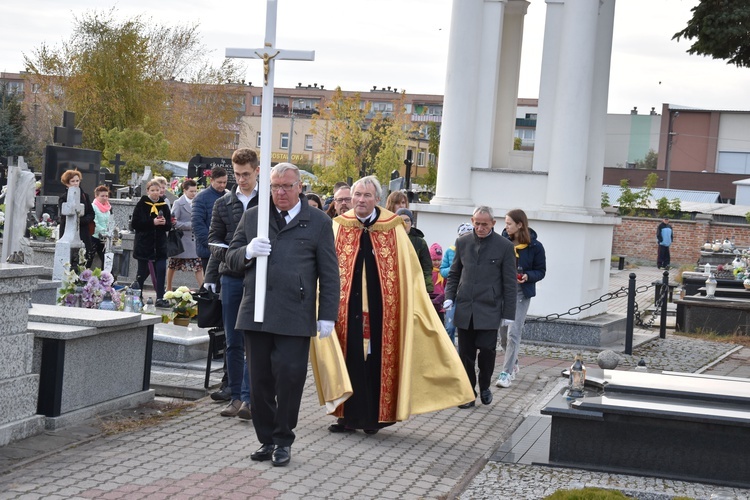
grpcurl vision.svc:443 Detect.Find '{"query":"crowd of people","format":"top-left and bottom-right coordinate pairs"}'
top-left (55, 152), bottom-right (549, 468)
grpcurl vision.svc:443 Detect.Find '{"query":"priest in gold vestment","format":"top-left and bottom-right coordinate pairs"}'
top-left (314, 176), bottom-right (474, 434)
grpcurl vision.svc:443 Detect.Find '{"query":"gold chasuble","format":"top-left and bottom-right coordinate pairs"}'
top-left (311, 208), bottom-right (474, 423)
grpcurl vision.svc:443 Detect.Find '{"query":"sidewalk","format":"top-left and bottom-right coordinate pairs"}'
top-left (0, 266), bottom-right (747, 499)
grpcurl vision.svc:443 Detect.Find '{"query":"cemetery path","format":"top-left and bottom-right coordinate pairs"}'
top-left (0, 266), bottom-right (747, 499)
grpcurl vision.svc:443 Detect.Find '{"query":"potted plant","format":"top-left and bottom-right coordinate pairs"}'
top-left (163, 286), bottom-right (197, 326)
top-left (29, 223), bottom-right (53, 241)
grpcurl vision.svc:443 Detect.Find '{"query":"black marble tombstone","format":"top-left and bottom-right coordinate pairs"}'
top-left (187, 154), bottom-right (235, 190)
top-left (42, 111), bottom-right (102, 220)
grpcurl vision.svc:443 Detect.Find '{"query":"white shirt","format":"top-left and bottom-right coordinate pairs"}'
top-left (236, 185), bottom-right (258, 210)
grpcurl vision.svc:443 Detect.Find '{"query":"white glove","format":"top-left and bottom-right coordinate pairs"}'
top-left (502, 319), bottom-right (515, 327)
top-left (203, 283), bottom-right (216, 293)
top-left (443, 299), bottom-right (454, 310)
top-left (317, 320), bottom-right (335, 339)
top-left (245, 237), bottom-right (272, 259)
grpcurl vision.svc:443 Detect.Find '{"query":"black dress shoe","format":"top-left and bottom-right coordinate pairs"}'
top-left (250, 444), bottom-right (274, 461)
top-left (363, 429), bottom-right (379, 435)
top-left (210, 387), bottom-right (231, 402)
top-left (328, 423), bottom-right (356, 433)
top-left (458, 401), bottom-right (475, 409)
top-left (480, 389), bottom-right (493, 405)
top-left (272, 446), bottom-right (291, 467)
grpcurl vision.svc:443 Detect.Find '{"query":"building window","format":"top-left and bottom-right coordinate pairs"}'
top-left (256, 132), bottom-right (262, 148)
top-left (371, 102), bottom-right (394, 113)
top-left (304, 134), bottom-right (313, 151)
top-left (417, 151), bottom-right (426, 167)
top-left (252, 95), bottom-right (261, 106)
top-left (281, 132), bottom-right (289, 150)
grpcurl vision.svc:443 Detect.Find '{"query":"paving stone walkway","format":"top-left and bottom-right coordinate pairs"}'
top-left (0, 266), bottom-right (747, 499)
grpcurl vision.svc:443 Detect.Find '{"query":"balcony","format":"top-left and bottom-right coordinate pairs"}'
top-left (411, 114), bottom-right (442, 123)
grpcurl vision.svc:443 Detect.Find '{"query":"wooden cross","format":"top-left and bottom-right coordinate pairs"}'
top-left (53, 111), bottom-right (83, 147)
top-left (226, 0), bottom-right (315, 322)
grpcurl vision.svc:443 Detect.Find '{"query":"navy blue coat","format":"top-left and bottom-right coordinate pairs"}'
top-left (191, 185), bottom-right (227, 259)
top-left (501, 228), bottom-right (546, 299)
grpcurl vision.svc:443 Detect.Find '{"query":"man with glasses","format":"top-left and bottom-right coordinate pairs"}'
top-left (320, 176), bottom-right (472, 435)
top-left (204, 148), bottom-right (260, 420)
top-left (227, 163), bottom-right (339, 467)
top-left (326, 184), bottom-right (352, 218)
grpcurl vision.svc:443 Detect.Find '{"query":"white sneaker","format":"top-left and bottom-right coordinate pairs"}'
top-left (495, 372), bottom-right (511, 388)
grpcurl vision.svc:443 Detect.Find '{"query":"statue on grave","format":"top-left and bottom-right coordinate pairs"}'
top-left (1, 164), bottom-right (36, 264)
top-left (57, 170), bottom-right (95, 269)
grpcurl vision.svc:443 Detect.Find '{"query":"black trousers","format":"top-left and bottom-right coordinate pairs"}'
top-left (244, 330), bottom-right (310, 447)
top-left (457, 318), bottom-right (498, 396)
top-left (657, 245), bottom-right (671, 268)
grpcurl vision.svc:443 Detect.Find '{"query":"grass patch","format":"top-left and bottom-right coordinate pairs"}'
top-left (672, 328), bottom-right (750, 348)
top-left (96, 399), bottom-right (195, 435)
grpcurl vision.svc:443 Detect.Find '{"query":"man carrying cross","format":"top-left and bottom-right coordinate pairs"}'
top-left (225, 163), bottom-right (339, 467)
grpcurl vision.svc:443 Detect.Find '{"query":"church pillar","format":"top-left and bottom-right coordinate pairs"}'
top-left (544, 0), bottom-right (600, 210)
top-left (433, 0), bottom-right (484, 206)
top-left (472, 0), bottom-right (506, 170)
top-left (584, 0), bottom-right (616, 210)
top-left (532, 0), bottom-right (564, 173)
top-left (492, 0), bottom-right (529, 169)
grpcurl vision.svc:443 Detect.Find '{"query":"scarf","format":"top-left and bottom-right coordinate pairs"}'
top-left (93, 198), bottom-right (111, 213)
top-left (432, 267), bottom-right (445, 287)
top-left (514, 243), bottom-right (528, 258)
top-left (145, 200), bottom-right (166, 216)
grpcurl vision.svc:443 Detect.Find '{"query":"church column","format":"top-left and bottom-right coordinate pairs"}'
top-left (584, 0), bottom-right (616, 210)
top-left (433, 0), bottom-right (484, 206)
top-left (532, 0), bottom-right (565, 173)
top-left (472, 0), bottom-right (506, 170)
top-left (544, 0), bottom-right (600, 210)
top-left (492, 0), bottom-right (529, 169)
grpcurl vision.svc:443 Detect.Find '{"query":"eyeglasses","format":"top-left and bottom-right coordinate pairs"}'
top-left (334, 197), bottom-right (352, 203)
top-left (270, 181), bottom-right (299, 193)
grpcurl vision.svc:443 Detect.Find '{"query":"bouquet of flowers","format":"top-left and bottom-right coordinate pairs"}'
top-left (58, 266), bottom-right (122, 309)
top-left (164, 286), bottom-right (197, 319)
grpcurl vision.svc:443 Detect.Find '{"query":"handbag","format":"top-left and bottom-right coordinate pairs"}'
top-left (167, 229), bottom-right (184, 257)
top-left (195, 287), bottom-right (223, 328)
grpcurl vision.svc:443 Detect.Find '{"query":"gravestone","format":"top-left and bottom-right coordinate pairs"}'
top-left (0, 264), bottom-right (46, 445)
top-left (1, 157), bottom-right (36, 264)
top-left (188, 154), bottom-right (235, 190)
top-left (42, 111), bottom-right (102, 204)
top-left (52, 187), bottom-right (84, 281)
top-left (107, 153), bottom-right (126, 185)
top-left (139, 166), bottom-right (153, 195)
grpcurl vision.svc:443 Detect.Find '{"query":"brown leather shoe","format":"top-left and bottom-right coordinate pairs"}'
top-left (220, 399), bottom-right (242, 417)
top-left (237, 402), bottom-right (252, 420)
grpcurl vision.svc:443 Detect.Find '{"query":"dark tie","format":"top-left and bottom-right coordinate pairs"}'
top-left (279, 210), bottom-right (289, 228)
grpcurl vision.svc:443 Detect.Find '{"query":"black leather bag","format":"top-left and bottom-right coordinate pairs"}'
top-left (167, 229), bottom-right (184, 257)
top-left (196, 287), bottom-right (223, 328)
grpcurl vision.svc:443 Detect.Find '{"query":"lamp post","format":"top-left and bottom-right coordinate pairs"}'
top-left (664, 110), bottom-right (679, 189)
top-left (287, 99), bottom-right (305, 163)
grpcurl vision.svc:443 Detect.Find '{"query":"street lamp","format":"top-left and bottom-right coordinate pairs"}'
top-left (287, 99), bottom-right (305, 163)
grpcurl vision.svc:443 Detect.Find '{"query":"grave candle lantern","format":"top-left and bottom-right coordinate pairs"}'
top-left (705, 272), bottom-right (717, 298)
top-left (569, 354), bottom-right (586, 398)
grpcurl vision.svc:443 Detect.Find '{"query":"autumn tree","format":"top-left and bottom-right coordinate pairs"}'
top-left (310, 88), bottom-right (414, 194)
top-left (673, 0), bottom-right (750, 68)
top-left (23, 9), bottom-right (245, 167)
top-left (100, 123), bottom-right (170, 181)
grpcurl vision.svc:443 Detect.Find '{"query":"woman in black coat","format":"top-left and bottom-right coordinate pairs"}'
top-left (58, 169), bottom-right (96, 269)
top-left (132, 179), bottom-right (172, 305)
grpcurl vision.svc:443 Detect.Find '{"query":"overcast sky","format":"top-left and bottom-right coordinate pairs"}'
top-left (2, 0), bottom-right (748, 114)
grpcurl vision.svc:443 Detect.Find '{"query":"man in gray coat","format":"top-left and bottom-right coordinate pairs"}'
top-left (226, 163), bottom-right (339, 467)
top-left (444, 206), bottom-right (517, 408)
